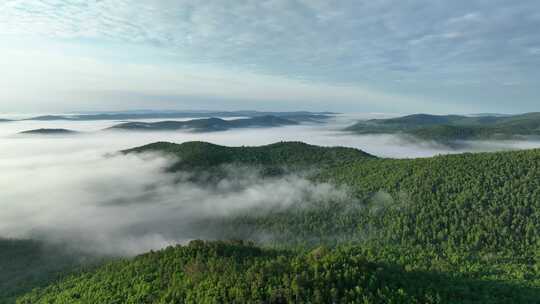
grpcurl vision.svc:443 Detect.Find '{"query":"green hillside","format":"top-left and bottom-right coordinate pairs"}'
top-left (346, 112), bottom-right (540, 143)
top-left (18, 240), bottom-right (539, 304)
top-left (125, 141), bottom-right (373, 171)
top-left (13, 142), bottom-right (540, 303)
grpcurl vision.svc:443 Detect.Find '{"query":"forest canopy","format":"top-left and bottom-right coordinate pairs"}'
top-left (13, 142), bottom-right (540, 303)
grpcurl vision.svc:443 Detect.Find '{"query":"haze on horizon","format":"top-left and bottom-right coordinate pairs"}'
top-left (1, 0), bottom-right (539, 114)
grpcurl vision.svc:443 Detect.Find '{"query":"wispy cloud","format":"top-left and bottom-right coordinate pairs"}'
top-left (0, 1), bottom-right (539, 112)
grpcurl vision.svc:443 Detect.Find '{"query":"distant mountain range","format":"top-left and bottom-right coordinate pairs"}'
top-left (468, 113), bottom-right (512, 117)
top-left (345, 112), bottom-right (540, 143)
top-left (13, 111), bottom-right (333, 122)
top-left (108, 116), bottom-right (299, 132)
top-left (12, 115), bottom-right (317, 136)
top-left (8, 111), bottom-right (540, 143)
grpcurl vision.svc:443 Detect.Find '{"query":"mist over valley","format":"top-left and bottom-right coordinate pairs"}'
top-left (3, 1), bottom-right (540, 301)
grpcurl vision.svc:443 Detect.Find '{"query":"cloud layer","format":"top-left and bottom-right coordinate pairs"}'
top-left (1, 1), bottom-right (539, 112)
top-left (2, 1), bottom-right (539, 81)
top-left (2, 118), bottom-right (540, 255)
top-left (0, 150), bottom-right (347, 255)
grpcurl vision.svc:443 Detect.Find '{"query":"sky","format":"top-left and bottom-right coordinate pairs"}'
top-left (1, 0), bottom-right (539, 114)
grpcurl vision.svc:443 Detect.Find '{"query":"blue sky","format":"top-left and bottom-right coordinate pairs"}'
top-left (1, 0), bottom-right (539, 114)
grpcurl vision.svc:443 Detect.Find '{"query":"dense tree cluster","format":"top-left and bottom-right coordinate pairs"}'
top-left (19, 240), bottom-right (539, 303)
top-left (321, 149), bottom-right (540, 256)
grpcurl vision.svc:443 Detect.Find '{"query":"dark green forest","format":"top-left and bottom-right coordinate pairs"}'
top-left (17, 241), bottom-right (540, 304)
top-left (8, 141), bottom-right (540, 303)
top-left (0, 239), bottom-right (100, 304)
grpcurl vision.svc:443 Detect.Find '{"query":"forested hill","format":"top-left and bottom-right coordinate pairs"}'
top-left (345, 112), bottom-right (540, 143)
top-left (18, 240), bottom-right (540, 304)
top-left (124, 141), bottom-right (374, 170)
top-left (108, 116), bottom-right (300, 132)
top-left (14, 143), bottom-right (540, 303)
top-left (321, 148), bottom-right (540, 254)
top-left (126, 141), bottom-right (540, 255)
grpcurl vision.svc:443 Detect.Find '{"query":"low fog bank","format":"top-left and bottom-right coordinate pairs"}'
top-left (2, 114), bottom-right (540, 159)
top-left (0, 150), bottom-right (349, 256)
top-left (2, 114), bottom-right (540, 255)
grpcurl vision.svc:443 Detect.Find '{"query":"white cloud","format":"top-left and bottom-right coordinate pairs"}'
top-left (2, 118), bottom-right (540, 254)
top-left (0, 1), bottom-right (539, 112)
top-left (529, 48), bottom-right (540, 55)
top-left (0, 148), bottom-right (352, 255)
top-left (0, 42), bottom-right (434, 113)
top-left (447, 12), bottom-right (482, 25)
top-left (1, 1), bottom-right (538, 75)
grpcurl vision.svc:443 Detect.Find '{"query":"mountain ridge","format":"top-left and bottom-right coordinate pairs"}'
top-left (346, 112), bottom-right (540, 143)
top-left (108, 115), bottom-right (299, 132)
top-left (23, 111), bottom-right (333, 122)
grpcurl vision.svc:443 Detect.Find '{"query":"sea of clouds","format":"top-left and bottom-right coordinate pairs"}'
top-left (1, 114), bottom-right (539, 255)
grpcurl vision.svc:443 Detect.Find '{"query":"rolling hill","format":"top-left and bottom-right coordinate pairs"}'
top-left (9, 142), bottom-right (540, 303)
top-left (108, 116), bottom-right (299, 132)
top-left (345, 112), bottom-right (540, 143)
top-left (18, 128), bottom-right (78, 135)
top-left (124, 141), bottom-right (373, 171)
top-left (126, 141), bottom-right (540, 254)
